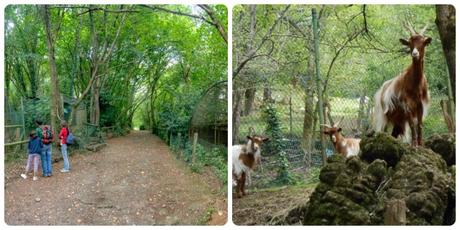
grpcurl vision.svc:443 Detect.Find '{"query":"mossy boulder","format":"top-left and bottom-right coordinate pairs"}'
top-left (360, 132), bottom-right (406, 167)
top-left (301, 132), bottom-right (455, 225)
top-left (425, 134), bottom-right (455, 166)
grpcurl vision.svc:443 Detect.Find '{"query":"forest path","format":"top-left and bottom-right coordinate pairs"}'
top-left (5, 131), bottom-right (226, 225)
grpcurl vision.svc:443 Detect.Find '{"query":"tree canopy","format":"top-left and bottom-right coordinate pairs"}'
top-left (5, 4), bottom-right (227, 132)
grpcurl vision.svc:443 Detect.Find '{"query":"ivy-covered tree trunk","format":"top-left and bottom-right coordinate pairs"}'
top-left (264, 102), bottom-right (294, 185)
top-left (42, 5), bottom-right (63, 131)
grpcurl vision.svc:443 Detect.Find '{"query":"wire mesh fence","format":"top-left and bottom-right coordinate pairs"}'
top-left (4, 96), bottom-right (105, 162)
top-left (233, 80), bottom-right (452, 188)
top-left (154, 80), bottom-right (228, 185)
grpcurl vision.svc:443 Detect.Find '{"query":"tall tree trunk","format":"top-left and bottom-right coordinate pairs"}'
top-left (232, 91), bottom-right (243, 144)
top-left (436, 5), bottom-right (456, 102)
top-left (89, 6), bottom-right (101, 126)
top-left (42, 5), bottom-right (63, 131)
top-left (90, 77), bottom-right (101, 126)
top-left (243, 88), bottom-right (256, 116)
top-left (301, 52), bottom-right (316, 161)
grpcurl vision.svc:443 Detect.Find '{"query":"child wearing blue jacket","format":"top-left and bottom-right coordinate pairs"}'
top-left (21, 130), bottom-right (42, 181)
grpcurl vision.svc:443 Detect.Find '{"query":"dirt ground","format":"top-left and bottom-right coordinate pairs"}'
top-left (232, 185), bottom-right (315, 225)
top-left (4, 131), bottom-right (227, 225)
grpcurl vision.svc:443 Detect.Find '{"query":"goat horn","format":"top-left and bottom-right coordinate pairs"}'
top-left (334, 116), bottom-right (345, 127)
top-left (320, 124), bottom-right (331, 128)
top-left (419, 24), bottom-right (429, 35)
top-left (402, 18), bottom-right (416, 35)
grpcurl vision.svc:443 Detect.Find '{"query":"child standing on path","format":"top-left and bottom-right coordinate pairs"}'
top-left (59, 120), bottom-right (70, 172)
top-left (39, 120), bottom-right (54, 177)
top-left (34, 120), bottom-right (46, 176)
top-left (21, 130), bottom-right (42, 181)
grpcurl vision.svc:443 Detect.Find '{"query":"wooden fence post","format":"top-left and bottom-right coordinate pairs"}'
top-left (192, 132), bottom-right (198, 164)
top-left (384, 199), bottom-right (407, 225)
top-left (20, 98), bottom-right (26, 150)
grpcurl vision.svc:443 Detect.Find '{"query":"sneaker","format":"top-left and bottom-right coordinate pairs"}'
top-left (20, 174), bottom-right (27, 179)
top-left (33, 176), bottom-right (38, 181)
top-left (60, 169), bottom-right (69, 173)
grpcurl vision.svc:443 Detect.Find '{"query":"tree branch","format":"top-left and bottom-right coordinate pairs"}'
top-left (198, 4), bottom-right (227, 44)
top-left (139, 4), bottom-right (213, 25)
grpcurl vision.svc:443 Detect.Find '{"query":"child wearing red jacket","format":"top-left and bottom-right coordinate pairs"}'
top-left (59, 120), bottom-right (70, 172)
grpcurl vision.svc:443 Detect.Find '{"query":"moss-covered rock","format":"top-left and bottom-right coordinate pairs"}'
top-left (301, 132), bottom-right (455, 225)
top-left (360, 132), bottom-right (406, 167)
top-left (425, 134), bottom-right (455, 166)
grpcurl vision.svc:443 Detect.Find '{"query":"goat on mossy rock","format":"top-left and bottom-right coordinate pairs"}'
top-left (232, 135), bottom-right (269, 198)
top-left (374, 23), bottom-right (431, 146)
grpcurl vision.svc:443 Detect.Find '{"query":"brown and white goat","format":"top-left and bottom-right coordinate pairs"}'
top-left (232, 135), bottom-right (269, 198)
top-left (374, 24), bottom-right (431, 146)
top-left (321, 121), bottom-right (361, 157)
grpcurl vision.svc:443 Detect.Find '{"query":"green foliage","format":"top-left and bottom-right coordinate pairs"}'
top-left (263, 102), bottom-right (296, 186)
top-left (305, 166), bottom-right (321, 184)
top-left (5, 4), bottom-right (227, 137)
top-left (170, 134), bottom-right (227, 185)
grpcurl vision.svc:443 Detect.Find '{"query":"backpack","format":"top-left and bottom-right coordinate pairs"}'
top-left (42, 126), bottom-right (54, 144)
top-left (66, 127), bottom-right (75, 145)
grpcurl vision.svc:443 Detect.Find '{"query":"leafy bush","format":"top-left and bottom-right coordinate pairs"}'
top-left (169, 133), bottom-right (227, 185)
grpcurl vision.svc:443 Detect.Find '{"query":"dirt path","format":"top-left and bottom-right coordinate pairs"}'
top-left (5, 131), bottom-right (226, 225)
top-left (232, 185), bottom-right (315, 225)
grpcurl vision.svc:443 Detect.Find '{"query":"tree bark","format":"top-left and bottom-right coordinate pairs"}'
top-left (243, 88), bottom-right (256, 116)
top-left (301, 51), bottom-right (316, 160)
top-left (68, 6), bottom-right (127, 127)
top-left (42, 5), bottom-right (63, 131)
top-left (197, 4), bottom-right (227, 44)
top-left (436, 5), bottom-right (456, 102)
top-left (263, 87), bottom-right (272, 103)
top-left (232, 91), bottom-right (243, 144)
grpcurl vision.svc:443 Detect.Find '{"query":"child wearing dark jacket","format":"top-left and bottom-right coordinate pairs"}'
top-left (21, 130), bottom-right (42, 181)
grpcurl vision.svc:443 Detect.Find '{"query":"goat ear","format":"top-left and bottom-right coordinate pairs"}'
top-left (399, 38), bottom-right (409, 46)
top-left (338, 128), bottom-right (342, 132)
top-left (246, 135), bottom-right (252, 140)
top-left (262, 137), bottom-right (269, 142)
top-left (424, 37), bottom-right (432, 46)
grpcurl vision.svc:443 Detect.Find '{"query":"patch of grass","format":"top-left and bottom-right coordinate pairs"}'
top-left (304, 166), bottom-right (321, 184)
top-left (5, 151), bottom-right (25, 163)
top-left (197, 206), bottom-right (216, 225)
top-left (190, 163), bottom-right (203, 173)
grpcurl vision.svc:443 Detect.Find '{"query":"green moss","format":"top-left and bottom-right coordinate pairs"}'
top-left (360, 132), bottom-right (406, 166)
top-left (425, 134), bottom-right (455, 166)
top-left (366, 159), bottom-right (387, 180)
top-left (301, 132), bottom-right (454, 225)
